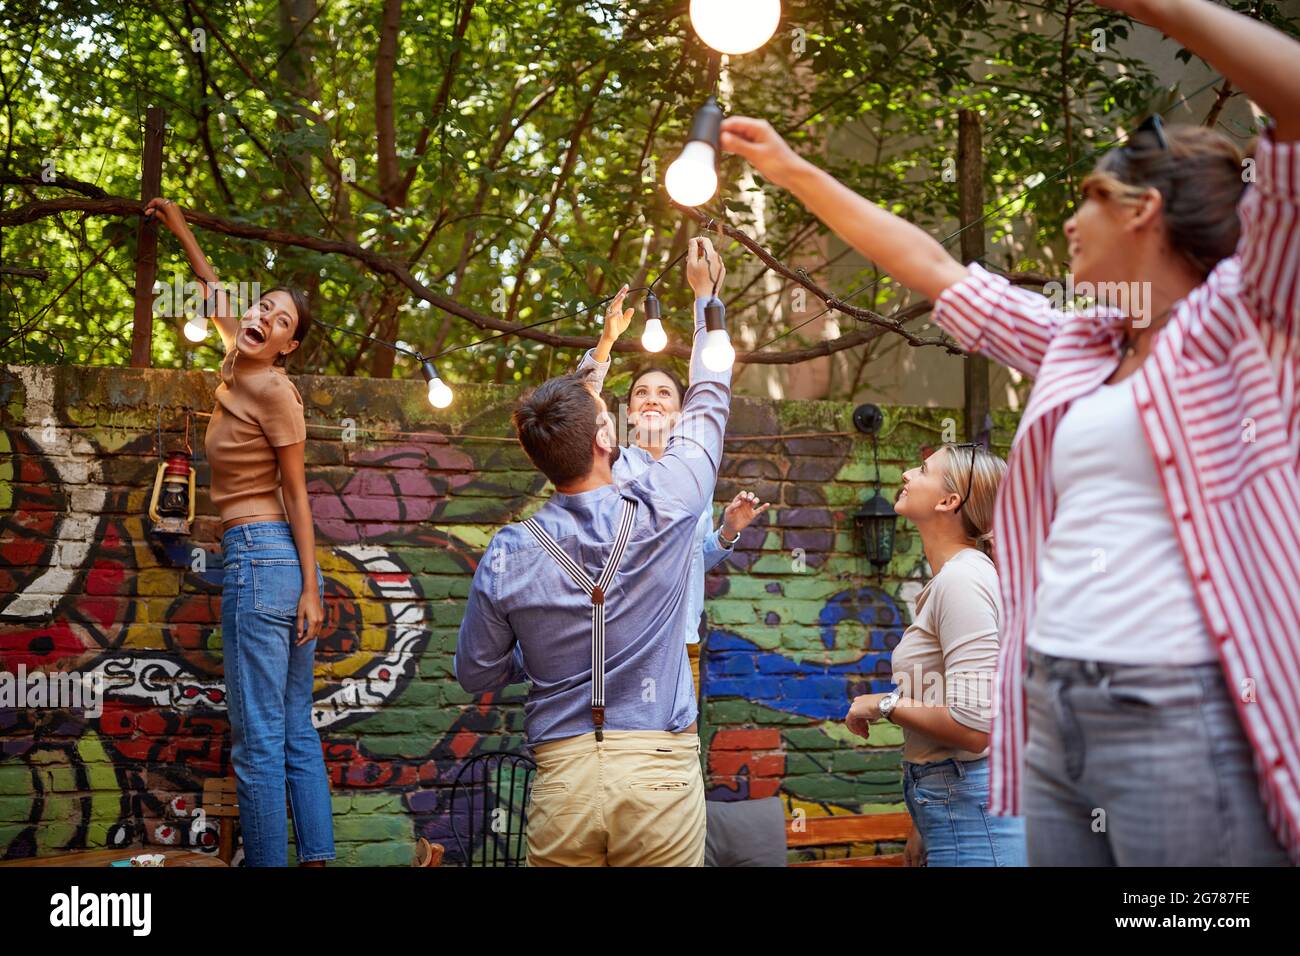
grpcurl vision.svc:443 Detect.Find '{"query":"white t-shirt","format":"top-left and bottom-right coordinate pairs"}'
top-left (1028, 376), bottom-right (1216, 665)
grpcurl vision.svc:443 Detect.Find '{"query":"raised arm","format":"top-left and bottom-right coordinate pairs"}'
top-left (1104, 0), bottom-right (1300, 142)
top-left (719, 118), bottom-right (969, 304)
top-left (143, 197), bottom-right (239, 351)
top-left (721, 118), bottom-right (1064, 378)
top-left (628, 238), bottom-right (732, 517)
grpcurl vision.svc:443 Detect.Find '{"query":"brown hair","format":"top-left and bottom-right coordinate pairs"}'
top-left (265, 287), bottom-right (313, 367)
top-left (512, 370), bottom-right (603, 486)
top-left (938, 443), bottom-right (1008, 561)
top-left (1081, 124), bottom-right (1247, 277)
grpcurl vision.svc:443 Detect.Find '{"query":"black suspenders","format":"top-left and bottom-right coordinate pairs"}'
top-left (523, 497), bottom-right (638, 741)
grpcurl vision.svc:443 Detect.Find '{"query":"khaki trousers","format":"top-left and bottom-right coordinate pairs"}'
top-left (526, 731), bottom-right (706, 867)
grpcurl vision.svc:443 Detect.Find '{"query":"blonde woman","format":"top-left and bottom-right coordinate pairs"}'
top-left (846, 443), bottom-right (1022, 867)
top-left (726, 0), bottom-right (1298, 865)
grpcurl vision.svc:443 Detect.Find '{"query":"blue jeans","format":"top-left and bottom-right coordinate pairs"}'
top-left (221, 521), bottom-right (334, 866)
top-left (903, 757), bottom-right (1027, 867)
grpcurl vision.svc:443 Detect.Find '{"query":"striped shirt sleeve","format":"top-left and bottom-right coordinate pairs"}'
top-left (1237, 128), bottom-right (1300, 341)
top-left (931, 263), bottom-right (1064, 379)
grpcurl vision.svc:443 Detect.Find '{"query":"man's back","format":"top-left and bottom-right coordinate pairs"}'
top-left (474, 479), bottom-right (702, 745)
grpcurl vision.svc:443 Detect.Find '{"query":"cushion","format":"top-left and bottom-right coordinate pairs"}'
top-left (703, 797), bottom-right (787, 867)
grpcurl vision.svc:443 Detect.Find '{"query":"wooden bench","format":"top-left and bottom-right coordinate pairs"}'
top-left (786, 811), bottom-right (912, 867)
top-left (201, 776), bottom-right (243, 865)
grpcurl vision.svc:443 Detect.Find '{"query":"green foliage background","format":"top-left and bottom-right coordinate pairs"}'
top-left (1, 0), bottom-right (1292, 394)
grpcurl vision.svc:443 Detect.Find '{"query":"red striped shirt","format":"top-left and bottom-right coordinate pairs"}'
top-left (932, 130), bottom-right (1300, 861)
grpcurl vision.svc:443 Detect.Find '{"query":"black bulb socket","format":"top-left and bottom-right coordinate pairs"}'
top-left (687, 96), bottom-right (724, 151)
top-left (643, 291), bottom-right (662, 324)
top-left (704, 297), bottom-right (726, 332)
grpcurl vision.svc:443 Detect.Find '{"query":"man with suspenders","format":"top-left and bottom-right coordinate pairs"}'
top-left (455, 238), bottom-right (731, 866)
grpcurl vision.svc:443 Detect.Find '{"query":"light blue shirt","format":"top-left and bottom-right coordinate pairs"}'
top-left (454, 298), bottom-right (731, 745)
top-left (576, 339), bottom-right (735, 646)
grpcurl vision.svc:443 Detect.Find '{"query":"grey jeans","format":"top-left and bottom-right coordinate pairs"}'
top-left (1023, 648), bottom-right (1289, 866)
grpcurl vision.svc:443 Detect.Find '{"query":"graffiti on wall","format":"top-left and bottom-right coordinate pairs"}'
top-left (0, 364), bottom-right (557, 863)
top-left (1, 364), bottom-right (939, 863)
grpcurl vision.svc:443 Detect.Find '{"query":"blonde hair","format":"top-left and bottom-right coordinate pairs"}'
top-left (1079, 124), bottom-right (1247, 278)
top-left (937, 443), bottom-right (1008, 561)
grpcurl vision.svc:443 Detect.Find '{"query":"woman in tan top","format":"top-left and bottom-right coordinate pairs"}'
top-left (845, 443), bottom-right (1024, 867)
top-left (147, 197), bottom-right (333, 867)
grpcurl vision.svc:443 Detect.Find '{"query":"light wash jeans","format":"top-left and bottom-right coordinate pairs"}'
top-left (1023, 648), bottom-right (1288, 866)
top-left (903, 757), bottom-right (1027, 866)
top-left (221, 521), bottom-right (334, 866)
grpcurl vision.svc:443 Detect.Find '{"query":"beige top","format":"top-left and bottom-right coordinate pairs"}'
top-left (204, 347), bottom-right (307, 524)
top-left (890, 548), bottom-right (1001, 765)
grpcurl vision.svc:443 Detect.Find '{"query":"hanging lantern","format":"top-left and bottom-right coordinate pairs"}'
top-left (854, 491), bottom-right (898, 571)
top-left (851, 403), bottom-right (896, 572)
top-left (148, 450), bottom-right (197, 535)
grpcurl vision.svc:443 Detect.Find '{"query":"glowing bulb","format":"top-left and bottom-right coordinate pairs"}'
top-left (421, 359), bottom-right (454, 408)
top-left (641, 318), bottom-right (668, 353)
top-left (690, 0), bottom-right (781, 56)
top-left (427, 377), bottom-right (453, 409)
top-left (183, 317), bottom-right (208, 343)
top-left (666, 141), bottom-right (719, 207)
top-left (701, 328), bottom-right (735, 371)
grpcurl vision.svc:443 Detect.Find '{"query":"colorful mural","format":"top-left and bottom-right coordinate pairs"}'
top-left (0, 363), bottom-right (1000, 864)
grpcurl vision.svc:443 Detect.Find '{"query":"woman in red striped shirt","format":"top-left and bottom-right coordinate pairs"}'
top-left (722, 0), bottom-right (1300, 865)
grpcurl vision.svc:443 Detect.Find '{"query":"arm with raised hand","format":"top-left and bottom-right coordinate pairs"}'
top-left (577, 283), bottom-right (635, 391)
top-left (1099, 0), bottom-right (1300, 142)
top-left (629, 237), bottom-right (732, 517)
top-left (719, 118), bottom-right (1061, 378)
top-left (704, 492), bottom-right (772, 570)
top-left (142, 197), bottom-right (239, 351)
top-left (719, 118), bottom-right (968, 304)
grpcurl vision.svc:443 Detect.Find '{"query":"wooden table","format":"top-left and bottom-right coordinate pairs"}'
top-left (0, 847), bottom-right (227, 868)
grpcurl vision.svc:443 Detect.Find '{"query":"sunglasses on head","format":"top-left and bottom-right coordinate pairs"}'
top-left (949, 442), bottom-right (982, 515)
top-left (1126, 113), bottom-right (1169, 153)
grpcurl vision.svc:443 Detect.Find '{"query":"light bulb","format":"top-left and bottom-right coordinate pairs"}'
top-left (183, 317), bottom-right (208, 343)
top-left (701, 328), bottom-right (735, 371)
top-left (427, 377), bottom-right (453, 409)
top-left (421, 359), bottom-right (454, 408)
top-left (690, 0), bottom-right (781, 56)
top-left (641, 318), bottom-right (668, 353)
top-left (665, 141), bottom-right (719, 207)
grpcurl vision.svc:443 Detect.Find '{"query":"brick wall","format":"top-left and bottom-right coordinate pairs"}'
top-left (0, 362), bottom-right (1017, 865)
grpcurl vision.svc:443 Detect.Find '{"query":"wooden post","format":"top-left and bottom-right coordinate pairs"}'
top-left (130, 106), bottom-right (165, 368)
top-left (957, 109), bottom-right (991, 444)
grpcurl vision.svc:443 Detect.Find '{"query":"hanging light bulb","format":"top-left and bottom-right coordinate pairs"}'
top-left (641, 291), bottom-right (668, 353)
top-left (666, 96), bottom-right (723, 208)
top-left (689, 0), bottom-right (781, 56)
top-left (700, 297), bottom-right (735, 372)
top-left (422, 359), bottom-right (454, 409)
top-left (183, 317), bottom-right (208, 343)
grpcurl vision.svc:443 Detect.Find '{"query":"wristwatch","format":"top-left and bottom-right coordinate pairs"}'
top-left (719, 526), bottom-right (740, 547)
top-left (878, 689), bottom-right (903, 723)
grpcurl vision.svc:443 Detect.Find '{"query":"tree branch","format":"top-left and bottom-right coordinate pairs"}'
top-left (0, 193), bottom-right (982, 364)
